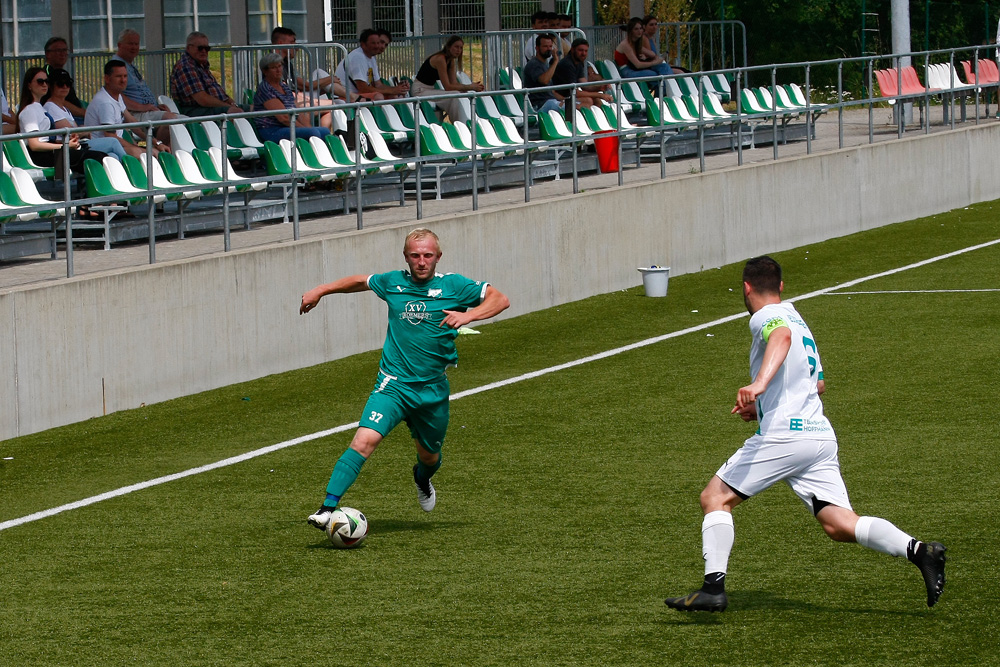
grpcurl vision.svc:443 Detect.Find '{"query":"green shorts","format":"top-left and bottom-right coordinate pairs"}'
top-left (359, 370), bottom-right (450, 453)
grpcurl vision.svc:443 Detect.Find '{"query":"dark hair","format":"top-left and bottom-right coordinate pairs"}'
top-left (271, 26), bottom-right (296, 42)
top-left (534, 32), bottom-right (555, 49)
top-left (557, 13), bottom-right (572, 22)
top-left (44, 37), bottom-right (67, 53)
top-left (104, 59), bottom-right (127, 76)
top-left (530, 10), bottom-right (548, 24)
top-left (42, 70), bottom-right (72, 103)
top-left (18, 67), bottom-right (47, 121)
top-left (376, 28), bottom-right (392, 42)
top-left (625, 17), bottom-right (644, 55)
top-left (359, 28), bottom-right (378, 44)
top-left (571, 38), bottom-right (588, 49)
top-left (743, 256), bottom-right (783, 294)
top-left (642, 14), bottom-right (658, 25)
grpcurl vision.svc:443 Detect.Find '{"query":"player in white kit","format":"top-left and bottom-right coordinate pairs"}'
top-left (664, 256), bottom-right (946, 612)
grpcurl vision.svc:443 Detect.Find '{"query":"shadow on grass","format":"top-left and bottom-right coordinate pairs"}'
top-left (304, 518), bottom-right (468, 549)
top-left (657, 590), bottom-right (929, 623)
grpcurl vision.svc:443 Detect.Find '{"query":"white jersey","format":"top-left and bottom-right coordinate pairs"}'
top-left (748, 302), bottom-right (834, 443)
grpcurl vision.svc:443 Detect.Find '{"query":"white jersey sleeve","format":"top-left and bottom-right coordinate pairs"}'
top-left (748, 302), bottom-right (835, 442)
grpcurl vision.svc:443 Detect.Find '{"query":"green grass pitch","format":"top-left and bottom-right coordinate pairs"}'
top-left (2, 205), bottom-right (999, 665)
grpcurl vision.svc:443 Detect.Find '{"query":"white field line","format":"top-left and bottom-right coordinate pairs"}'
top-left (823, 289), bottom-right (1000, 295)
top-left (3, 236), bottom-right (999, 533)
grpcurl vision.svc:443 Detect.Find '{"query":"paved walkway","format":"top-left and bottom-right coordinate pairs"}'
top-left (1, 105), bottom-right (993, 292)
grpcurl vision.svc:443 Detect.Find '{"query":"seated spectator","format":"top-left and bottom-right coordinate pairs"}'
top-left (555, 13), bottom-right (573, 56)
top-left (270, 26), bottom-right (335, 129)
top-left (17, 67), bottom-right (108, 218)
top-left (523, 10), bottom-right (552, 63)
top-left (1, 87), bottom-right (14, 134)
top-left (333, 28), bottom-right (409, 101)
top-left (115, 28), bottom-right (181, 145)
top-left (169, 31), bottom-right (243, 116)
top-left (253, 53), bottom-right (330, 143)
top-left (85, 60), bottom-right (169, 159)
top-left (523, 34), bottom-right (562, 115)
top-left (411, 35), bottom-right (484, 123)
top-left (376, 28), bottom-right (393, 51)
top-left (642, 15), bottom-right (661, 57)
top-left (43, 37), bottom-right (86, 121)
top-left (551, 39), bottom-right (612, 109)
top-left (43, 70), bottom-right (128, 160)
top-left (614, 17), bottom-right (672, 81)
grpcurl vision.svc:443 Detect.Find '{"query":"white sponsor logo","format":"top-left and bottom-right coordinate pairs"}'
top-left (401, 301), bottom-right (431, 325)
top-left (428, 289), bottom-right (442, 297)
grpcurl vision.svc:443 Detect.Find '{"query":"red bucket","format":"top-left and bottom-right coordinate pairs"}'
top-left (593, 129), bottom-right (619, 173)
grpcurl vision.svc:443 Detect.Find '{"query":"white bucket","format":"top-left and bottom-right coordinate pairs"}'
top-left (638, 266), bottom-right (670, 297)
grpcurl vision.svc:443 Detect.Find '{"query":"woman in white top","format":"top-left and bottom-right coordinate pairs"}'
top-left (43, 71), bottom-right (126, 160)
top-left (16, 66), bottom-right (107, 175)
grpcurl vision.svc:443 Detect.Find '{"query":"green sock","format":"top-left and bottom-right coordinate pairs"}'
top-left (415, 454), bottom-right (441, 482)
top-left (325, 448), bottom-right (368, 502)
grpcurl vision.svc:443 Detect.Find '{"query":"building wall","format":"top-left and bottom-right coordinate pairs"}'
top-left (1, 124), bottom-right (997, 440)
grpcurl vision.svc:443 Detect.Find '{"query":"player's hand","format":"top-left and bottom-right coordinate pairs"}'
top-left (440, 309), bottom-right (471, 329)
top-left (300, 289), bottom-right (322, 314)
top-left (733, 402), bottom-right (756, 422)
top-left (731, 382), bottom-right (763, 414)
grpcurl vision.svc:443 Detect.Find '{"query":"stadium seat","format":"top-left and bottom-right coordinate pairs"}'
top-left (157, 95), bottom-right (180, 114)
top-left (322, 133), bottom-right (385, 175)
top-left (158, 151), bottom-right (221, 195)
top-left (193, 148), bottom-right (267, 193)
top-left (359, 105), bottom-right (407, 144)
top-left (169, 124), bottom-right (199, 154)
top-left (304, 136), bottom-right (361, 178)
top-left (0, 171), bottom-right (43, 221)
top-left (3, 139), bottom-right (55, 180)
top-left (102, 156), bottom-right (167, 203)
top-left (83, 158), bottom-right (147, 206)
top-left (122, 154), bottom-right (201, 201)
top-left (418, 123), bottom-right (469, 160)
top-left (5, 167), bottom-right (68, 217)
top-left (277, 139), bottom-right (337, 181)
top-left (200, 121), bottom-right (259, 161)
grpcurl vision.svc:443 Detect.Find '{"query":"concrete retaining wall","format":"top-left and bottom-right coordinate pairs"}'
top-left (2, 123), bottom-right (998, 440)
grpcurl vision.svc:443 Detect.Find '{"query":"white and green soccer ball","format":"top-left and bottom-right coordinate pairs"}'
top-left (326, 507), bottom-right (369, 548)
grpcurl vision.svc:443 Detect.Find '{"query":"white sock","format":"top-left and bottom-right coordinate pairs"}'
top-left (854, 516), bottom-right (913, 558)
top-left (702, 510), bottom-right (735, 575)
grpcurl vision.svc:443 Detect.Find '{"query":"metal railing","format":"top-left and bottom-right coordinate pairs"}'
top-left (1, 42), bottom-right (996, 282)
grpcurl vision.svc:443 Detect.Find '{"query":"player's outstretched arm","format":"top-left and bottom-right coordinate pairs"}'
top-left (440, 285), bottom-right (510, 329)
top-left (732, 326), bottom-right (791, 413)
top-left (300, 274), bottom-right (371, 314)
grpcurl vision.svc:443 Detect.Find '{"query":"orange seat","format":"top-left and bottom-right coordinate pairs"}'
top-left (875, 68), bottom-right (899, 96)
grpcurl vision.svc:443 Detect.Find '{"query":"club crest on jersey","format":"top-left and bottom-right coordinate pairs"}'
top-left (428, 288), bottom-right (442, 298)
top-left (402, 301), bottom-right (431, 325)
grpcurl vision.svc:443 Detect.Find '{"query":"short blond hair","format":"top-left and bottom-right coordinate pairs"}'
top-left (404, 228), bottom-right (440, 252)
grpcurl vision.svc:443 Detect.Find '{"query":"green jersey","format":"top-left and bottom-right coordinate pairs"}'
top-left (367, 270), bottom-right (489, 382)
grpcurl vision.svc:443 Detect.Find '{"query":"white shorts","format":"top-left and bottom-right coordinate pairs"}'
top-left (715, 436), bottom-right (852, 513)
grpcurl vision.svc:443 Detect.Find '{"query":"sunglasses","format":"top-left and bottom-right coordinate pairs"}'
top-left (54, 80), bottom-right (72, 87)
top-left (34, 78), bottom-right (49, 85)
top-left (193, 45), bottom-right (212, 52)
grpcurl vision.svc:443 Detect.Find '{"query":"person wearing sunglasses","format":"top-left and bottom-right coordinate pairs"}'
top-left (42, 37), bottom-right (86, 122)
top-left (16, 67), bottom-right (108, 175)
top-left (43, 71), bottom-right (128, 161)
top-left (169, 31), bottom-right (242, 116)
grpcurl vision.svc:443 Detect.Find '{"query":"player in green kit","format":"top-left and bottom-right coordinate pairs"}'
top-left (299, 229), bottom-right (510, 530)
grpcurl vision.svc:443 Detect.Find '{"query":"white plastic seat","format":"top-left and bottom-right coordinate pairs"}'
top-left (173, 150), bottom-right (223, 194)
top-left (474, 118), bottom-right (523, 155)
top-left (10, 167), bottom-right (70, 216)
top-left (145, 157), bottom-right (201, 199)
top-left (200, 121), bottom-right (259, 161)
top-left (169, 124), bottom-right (198, 154)
top-left (157, 95), bottom-right (180, 114)
top-left (233, 118), bottom-right (265, 150)
top-left (206, 147), bottom-right (266, 191)
top-left (278, 139), bottom-right (337, 181)
top-left (103, 156), bottom-right (167, 203)
top-left (358, 106), bottom-right (407, 143)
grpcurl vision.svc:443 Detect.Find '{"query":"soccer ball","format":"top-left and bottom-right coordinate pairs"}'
top-left (326, 507), bottom-right (369, 548)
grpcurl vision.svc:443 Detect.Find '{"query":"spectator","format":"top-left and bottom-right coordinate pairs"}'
top-left (411, 35), bottom-right (484, 123)
top-left (42, 37), bottom-right (86, 121)
top-left (523, 34), bottom-right (562, 115)
top-left (115, 28), bottom-right (180, 146)
top-left (523, 10), bottom-right (551, 63)
top-left (253, 52), bottom-right (330, 143)
top-left (333, 29), bottom-right (409, 101)
top-left (169, 31), bottom-right (243, 116)
top-left (270, 26), bottom-right (335, 129)
top-left (614, 17), bottom-right (673, 81)
top-left (85, 60), bottom-right (169, 159)
top-left (43, 69), bottom-right (128, 160)
top-left (556, 13), bottom-right (573, 56)
top-left (642, 15), bottom-right (661, 57)
top-left (551, 39), bottom-right (612, 110)
top-left (16, 66), bottom-right (108, 218)
top-left (376, 28), bottom-right (393, 51)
